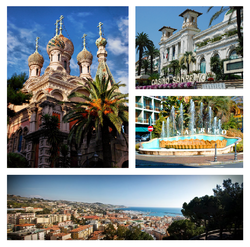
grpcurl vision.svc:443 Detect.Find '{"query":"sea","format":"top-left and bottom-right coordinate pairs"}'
top-left (116, 207), bottom-right (183, 217)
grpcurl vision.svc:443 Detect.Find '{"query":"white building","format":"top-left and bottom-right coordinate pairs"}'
top-left (135, 96), bottom-right (166, 135)
top-left (158, 8), bottom-right (242, 76)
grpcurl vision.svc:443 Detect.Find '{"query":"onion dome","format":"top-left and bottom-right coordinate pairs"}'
top-left (46, 35), bottom-right (65, 55)
top-left (95, 22), bottom-right (107, 47)
top-left (28, 51), bottom-right (44, 67)
top-left (95, 36), bottom-right (107, 47)
top-left (77, 34), bottom-right (93, 63)
top-left (59, 34), bottom-right (74, 58)
top-left (77, 49), bottom-right (93, 63)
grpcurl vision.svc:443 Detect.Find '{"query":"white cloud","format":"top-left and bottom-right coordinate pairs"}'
top-left (107, 38), bottom-right (128, 55)
top-left (117, 16), bottom-right (128, 41)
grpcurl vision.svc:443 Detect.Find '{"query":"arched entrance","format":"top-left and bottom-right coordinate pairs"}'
top-left (200, 58), bottom-right (206, 73)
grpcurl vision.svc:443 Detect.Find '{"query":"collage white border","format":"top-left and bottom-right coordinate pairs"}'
top-left (2, 1), bottom-right (249, 247)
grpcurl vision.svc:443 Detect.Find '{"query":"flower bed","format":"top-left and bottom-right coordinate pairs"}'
top-left (136, 82), bottom-right (194, 89)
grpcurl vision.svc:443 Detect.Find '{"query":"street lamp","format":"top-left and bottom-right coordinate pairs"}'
top-left (214, 143), bottom-right (217, 162)
top-left (234, 142), bottom-right (237, 160)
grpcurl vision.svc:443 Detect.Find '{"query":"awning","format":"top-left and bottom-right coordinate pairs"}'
top-left (136, 127), bottom-right (149, 133)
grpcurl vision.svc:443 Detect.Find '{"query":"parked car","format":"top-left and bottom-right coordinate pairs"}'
top-left (141, 134), bottom-right (150, 141)
top-left (136, 135), bottom-right (141, 142)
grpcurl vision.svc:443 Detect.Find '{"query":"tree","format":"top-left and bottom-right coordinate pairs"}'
top-left (141, 59), bottom-right (150, 74)
top-left (210, 56), bottom-right (222, 80)
top-left (167, 59), bottom-right (180, 76)
top-left (57, 144), bottom-right (71, 168)
top-left (40, 114), bottom-right (63, 167)
top-left (7, 72), bottom-right (32, 122)
top-left (208, 7), bottom-right (243, 57)
top-left (208, 7), bottom-right (243, 41)
top-left (104, 223), bottom-right (116, 240)
top-left (63, 76), bottom-right (128, 167)
top-left (179, 51), bottom-right (196, 74)
top-left (165, 219), bottom-right (204, 240)
top-left (143, 45), bottom-right (160, 74)
top-left (213, 179), bottom-right (243, 239)
top-left (7, 152), bottom-right (29, 168)
top-left (136, 32), bottom-right (153, 76)
top-left (182, 195), bottom-right (220, 239)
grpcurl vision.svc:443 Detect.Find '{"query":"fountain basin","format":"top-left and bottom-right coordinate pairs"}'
top-left (139, 134), bottom-right (241, 156)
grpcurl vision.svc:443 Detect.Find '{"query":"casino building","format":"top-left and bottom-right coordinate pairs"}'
top-left (7, 16), bottom-right (128, 168)
top-left (158, 8), bottom-right (243, 76)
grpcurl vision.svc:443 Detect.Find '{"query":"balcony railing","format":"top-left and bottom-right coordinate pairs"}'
top-left (135, 102), bottom-right (143, 108)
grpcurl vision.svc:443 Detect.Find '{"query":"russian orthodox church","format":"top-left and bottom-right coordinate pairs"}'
top-left (7, 16), bottom-right (128, 168)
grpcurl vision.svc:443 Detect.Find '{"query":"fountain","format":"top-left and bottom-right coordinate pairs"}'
top-left (139, 101), bottom-right (241, 156)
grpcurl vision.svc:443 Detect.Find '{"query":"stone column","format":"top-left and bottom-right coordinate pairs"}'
top-left (38, 137), bottom-right (50, 168)
top-left (26, 141), bottom-right (35, 168)
top-left (175, 43), bottom-right (179, 59)
top-left (62, 105), bottom-right (70, 133)
top-left (169, 46), bottom-right (173, 61)
top-left (28, 107), bottom-right (38, 133)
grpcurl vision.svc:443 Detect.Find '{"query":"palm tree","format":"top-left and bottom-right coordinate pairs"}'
top-left (63, 76), bottom-right (128, 167)
top-left (136, 32), bottom-right (153, 76)
top-left (208, 7), bottom-right (243, 57)
top-left (167, 59), bottom-right (180, 76)
top-left (208, 6), bottom-right (243, 40)
top-left (141, 59), bottom-right (150, 74)
top-left (143, 45), bottom-right (160, 74)
top-left (210, 56), bottom-right (222, 80)
top-left (179, 51), bottom-right (196, 74)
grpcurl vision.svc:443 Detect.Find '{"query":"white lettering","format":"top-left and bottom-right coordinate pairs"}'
top-left (199, 128), bottom-right (205, 133)
top-left (222, 130), bottom-right (227, 135)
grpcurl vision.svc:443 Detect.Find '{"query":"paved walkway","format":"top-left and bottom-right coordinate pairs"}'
top-left (136, 152), bottom-right (243, 167)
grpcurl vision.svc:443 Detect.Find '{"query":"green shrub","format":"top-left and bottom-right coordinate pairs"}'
top-left (7, 152), bottom-right (29, 168)
top-left (135, 143), bottom-right (140, 151)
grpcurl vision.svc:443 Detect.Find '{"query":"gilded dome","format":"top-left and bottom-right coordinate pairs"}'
top-left (28, 52), bottom-right (44, 67)
top-left (59, 34), bottom-right (74, 57)
top-left (77, 49), bottom-right (93, 64)
top-left (46, 36), bottom-right (65, 55)
top-left (95, 36), bottom-right (107, 47)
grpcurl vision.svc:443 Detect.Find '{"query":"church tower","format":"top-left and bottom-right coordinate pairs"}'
top-left (95, 22), bottom-right (116, 86)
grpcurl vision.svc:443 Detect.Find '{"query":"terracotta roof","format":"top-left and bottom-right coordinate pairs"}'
top-left (179, 9), bottom-right (203, 17)
top-left (70, 225), bottom-right (91, 233)
top-left (158, 26), bottom-right (177, 32)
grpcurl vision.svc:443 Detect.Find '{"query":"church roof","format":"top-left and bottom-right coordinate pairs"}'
top-left (95, 60), bottom-right (116, 86)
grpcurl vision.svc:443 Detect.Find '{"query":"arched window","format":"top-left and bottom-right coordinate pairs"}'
top-left (230, 50), bottom-right (239, 60)
top-left (51, 55), bottom-right (53, 61)
top-left (18, 129), bottom-right (23, 152)
top-left (36, 68), bottom-right (38, 75)
top-left (64, 61), bottom-right (67, 70)
top-left (200, 58), bottom-right (206, 73)
top-left (58, 54), bottom-right (60, 61)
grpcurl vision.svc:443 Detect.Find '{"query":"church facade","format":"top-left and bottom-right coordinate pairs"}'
top-left (158, 8), bottom-right (242, 76)
top-left (7, 16), bottom-right (128, 168)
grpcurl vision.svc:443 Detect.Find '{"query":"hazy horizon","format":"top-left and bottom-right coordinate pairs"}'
top-left (7, 175), bottom-right (243, 208)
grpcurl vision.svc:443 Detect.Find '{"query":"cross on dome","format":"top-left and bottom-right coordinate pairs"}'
top-left (82, 33), bottom-right (87, 50)
top-left (97, 22), bottom-right (103, 37)
top-left (59, 15), bottom-right (64, 35)
top-left (55, 19), bottom-right (59, 36)
top-left (35, 37), bottom-right (40, 53)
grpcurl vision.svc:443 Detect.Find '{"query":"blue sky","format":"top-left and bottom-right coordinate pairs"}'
top-left (136, 6), bottom-right (228, 60)
top-left (7, 175), bottom-right (243, 208)
top-left (7, 6), bottom-right (128, 93)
